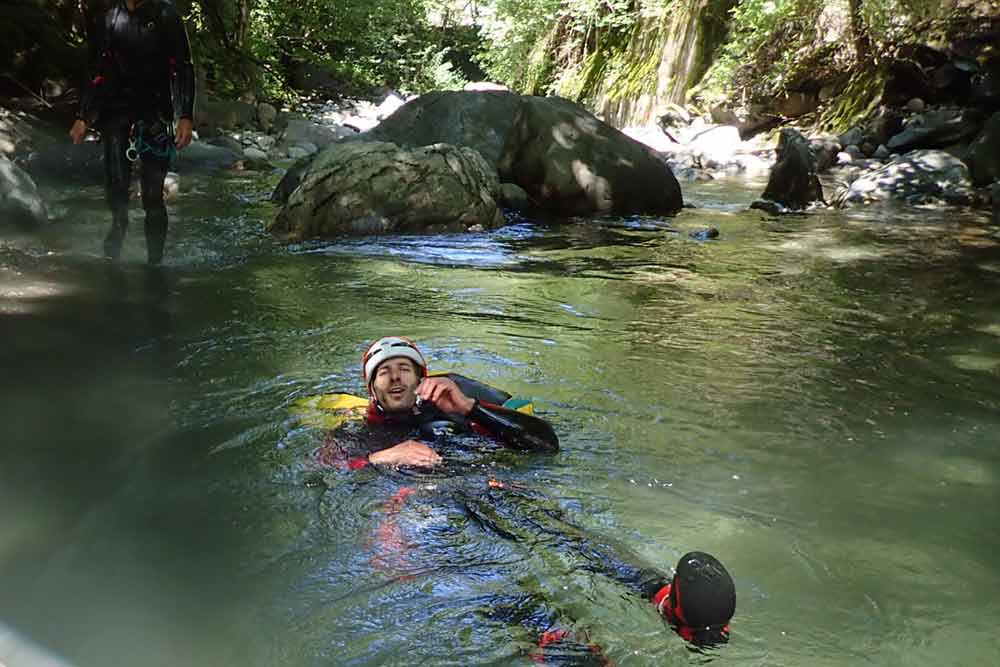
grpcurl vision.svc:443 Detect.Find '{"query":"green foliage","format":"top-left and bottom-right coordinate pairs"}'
top-left (695, 0), bottom-right (979, 108)
top-left (696, 0), bottom-right (827, 103)
top-left (477, 0), bottom-right (658, 98)
top-left (0, 0), bottom-right (86, 90)
top-left (183, 0), bottom-right (474, 100)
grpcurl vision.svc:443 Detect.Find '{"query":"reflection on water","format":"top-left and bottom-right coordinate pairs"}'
top-left (2, 171), bottom-right (1000, 666)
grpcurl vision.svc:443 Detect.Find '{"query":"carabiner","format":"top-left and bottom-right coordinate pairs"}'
top-left (126, 140), bottom-right (140, 162)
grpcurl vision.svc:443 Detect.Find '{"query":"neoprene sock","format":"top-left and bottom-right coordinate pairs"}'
top-left (144, 208), bottom-right (168, 265)
top-left (103, 209), bottom-right (129, 260)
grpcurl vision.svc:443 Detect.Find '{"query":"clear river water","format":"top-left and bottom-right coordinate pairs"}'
top-left (2, 167), bottom-right (999, 666)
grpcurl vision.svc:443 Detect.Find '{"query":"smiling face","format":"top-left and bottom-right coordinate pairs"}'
top-left (371, 357), bottom-right (421, 415)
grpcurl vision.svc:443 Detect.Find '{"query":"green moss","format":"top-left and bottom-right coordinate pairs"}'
top-left (819, 66), bottom-right (886, 132)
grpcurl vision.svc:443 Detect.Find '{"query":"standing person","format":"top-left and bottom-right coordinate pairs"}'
top-left (69, 0), bottom-right (195, 265)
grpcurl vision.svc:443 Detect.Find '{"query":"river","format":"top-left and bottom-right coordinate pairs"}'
top-left (2, 169), bottom-right (999, 666)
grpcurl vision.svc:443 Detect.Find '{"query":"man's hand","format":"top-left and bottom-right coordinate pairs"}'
top-left (175, 117), bottom-right (193, 149)
top-left (368, 440), bottom-right (442, 468)
top-left (417, 377), bottom-right (475, 415)
top-left (69, 119), bottom-right (87, 145)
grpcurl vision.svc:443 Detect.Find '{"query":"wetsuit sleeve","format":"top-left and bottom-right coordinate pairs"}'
top-left (160, 2), bottom-right (195, 119)
top-left (469, 401), bottom-right (559, 453)
top-left (78, 13), bottom-right (110, 125)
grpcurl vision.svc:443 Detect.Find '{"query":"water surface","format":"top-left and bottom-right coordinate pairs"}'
top-left (2, 170), bottom-right (999, 666)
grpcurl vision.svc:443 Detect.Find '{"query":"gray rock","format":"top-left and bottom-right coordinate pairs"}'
top-left (906, 98), bottom-right (926, 112)
top-left (810, 137), bottom-right (841, 172)
top-left (844, 145), bottom-right (864, 160)
top-left (174, 141), bottom-right (243, 171)
top-left (256, 134), bottom-right (276, 151)
top-left (244, 147), bottom-right (268, 161)
top-left (257, 102), bottom-right (278, 130)
top-left (1, 155), bottom-right (48, 228)
top-left (836, 151), bottom-right (856, 165)
top-left (286, 146), bottom-right (310, 160)
top-left (869, 110), bottom-right (904, 146)
top-left (834, 149), bottom-right (974, 207)
top-left (753, 128), bottom-right (824, 211)
top-left (271, 141), bottom-right (504, 240)
top-left (874, 144), bottom-right (891, 159)
top-left (208, 136), bottom-right (244, 154)
top-left (838, 127), bottom-right (864, 147)
top-left (365, 91), bottom-right (523, 168)
top-left (297, 141), bottom-right (319, 156)
top-left (499, 182), bottom-right (531, 212)
top-left (279, 119), bottom-right (353, 150)
top-left (688, 227), bottom-right (720, 240)
top-left (887, 108), bottom-right (984, 151)
top-left (860, 142), bottom-right (876, 157)
top-left (0, 107), bottom-right (44, 157)
top-left (965, 111), bottom-right (1000, 187)
top-left (271, 155), bottom-right (317, 204)
top-left (497, 96), bottom-right (683, 216)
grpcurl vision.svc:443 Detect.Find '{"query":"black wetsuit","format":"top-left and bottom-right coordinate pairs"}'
top-left (78, 0), bottom-right (195, 264)
top-left (313, 400), bottom-right (559, 471)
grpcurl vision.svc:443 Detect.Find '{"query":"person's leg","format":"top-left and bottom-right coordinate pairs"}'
top-left (102, 115), bottom-right (133, 259)
top-left (139, 120), bottom-right (172, 265)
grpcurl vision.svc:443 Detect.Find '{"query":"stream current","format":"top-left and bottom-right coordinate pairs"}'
top-left (2, 169), bottom-right (999, 666)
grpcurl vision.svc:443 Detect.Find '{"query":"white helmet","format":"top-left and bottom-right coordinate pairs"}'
top-left (362, 336), bottom-right (427, 390)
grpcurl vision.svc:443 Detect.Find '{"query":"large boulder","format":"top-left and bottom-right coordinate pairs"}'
top-left (965, 111), bottom-right (1000, 186)
top-left (834, 150), bottom-right (975, 207)
top-left (366, 90), bottom-right (522, 167)
top-left (886, 108), bottom-right (985, 152)
top-left (751, 129), bottom-right (824, 212)
top-left (497, 96), bottom-right (683, 216)
top-left (270, 141), bottom-right (504, 240)
top-left (0, 107), bottom-right (46, 157)
top-left (1, 155), bottom-right (48, 228)
top-left (278, 119), bottom-right (355, 152)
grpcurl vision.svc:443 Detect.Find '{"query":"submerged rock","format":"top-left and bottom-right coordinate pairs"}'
top-left (271, 141), bottom-right (504, 240)
top-left (751, 129), bottom-right (824, 212)
top-left (1, 155), bottom-right (48, 228)
top-left (834, 149), bottom-right (974, 207)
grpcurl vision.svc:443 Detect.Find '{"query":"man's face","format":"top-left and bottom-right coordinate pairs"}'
top-left (371, 357), bottom-right (421, 414)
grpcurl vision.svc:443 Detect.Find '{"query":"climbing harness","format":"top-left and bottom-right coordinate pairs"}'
top-left (125, 120), bottom-right (177, 167)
